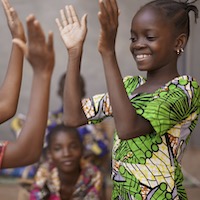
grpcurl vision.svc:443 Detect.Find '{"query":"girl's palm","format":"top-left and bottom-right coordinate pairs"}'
top-left (56, 5), bottom-right (87, 50)
top-left (59, 21), bottom-right (86, 49)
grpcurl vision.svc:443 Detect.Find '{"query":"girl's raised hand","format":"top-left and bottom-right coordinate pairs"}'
top-left (98, 0), bottom-right (119, 54)
top-left (1, 0), bottom-right (25, 41)
top-left (55, 5), bottom-right (87, 50)
top-left (13, 15), bottom-right (55, 76)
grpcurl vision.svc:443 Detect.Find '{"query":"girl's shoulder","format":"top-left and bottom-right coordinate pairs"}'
top-left (123, 75), bottom-right (146, 94)
top-left (123, 75), bottom-right (146, 83)
top-left (165, 75), bottom-right (199, 91)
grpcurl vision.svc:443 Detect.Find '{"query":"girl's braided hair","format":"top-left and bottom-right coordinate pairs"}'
top-left (142, 0), bottom-right (199, 39)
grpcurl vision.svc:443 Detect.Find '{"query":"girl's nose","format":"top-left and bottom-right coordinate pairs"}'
top-left (62, 147), bottom-right (70, 156)
top-left (133, 40), bottom-right (146, 49)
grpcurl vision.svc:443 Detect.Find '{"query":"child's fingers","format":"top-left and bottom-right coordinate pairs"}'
top-left (80, 14), bottom-right (87, 29)
top-left (65, 5), bottom-right (73, 24)
top-left (69, 5), bottom-right (80, 24)
top-left (1, 0), bottom-right (10, 12)
top-left (55, 18), bottom-right (63, 32)
top-left (26, 15), bottom-right (45, 44)
top-left (111, 0), bottom-right (118, 14)
top-left (2, 0), bottom-right (12, 22)
top-left (47, 31), bottom-right (54, 52)
top-left (60, 9), bottom-right (68, 27)
top-left (99, 0), bottom-right (107, 17)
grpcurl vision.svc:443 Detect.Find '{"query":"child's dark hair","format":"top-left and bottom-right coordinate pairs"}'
top-left (57, 73), bottom-right (86, 99)
top-left (143, 0), bottom-right (199, 39)
top-left (46, 123), bottom-right (82, 148)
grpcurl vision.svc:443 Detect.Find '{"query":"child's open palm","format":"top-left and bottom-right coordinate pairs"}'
top-left (56, 5), bottom-right (87, 50)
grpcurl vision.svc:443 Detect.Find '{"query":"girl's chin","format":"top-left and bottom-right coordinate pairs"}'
top-left (137, 66), bottom-right (148, 71)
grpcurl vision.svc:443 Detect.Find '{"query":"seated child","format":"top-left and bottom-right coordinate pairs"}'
top-left (30, 124), bottom-right (103, 200)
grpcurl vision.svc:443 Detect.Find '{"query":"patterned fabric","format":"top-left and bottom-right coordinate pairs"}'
top-left (0, 141), bottom-right (8, 168)
top-left (30, 159), bottom-right (103, 200)
top-left (82, 75), bottom-right (200, 200)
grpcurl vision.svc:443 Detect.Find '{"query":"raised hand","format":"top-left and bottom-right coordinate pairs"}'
top-left (1, 0), bottom-right (25, 41)
top-left (55, 5), bottom-right (87, 50)
top-left (13, 15), bottom-right (55, 76)
top-left (98, 0), bottom-right (119, 54)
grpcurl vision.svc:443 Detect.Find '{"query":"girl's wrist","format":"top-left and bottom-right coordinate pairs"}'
top-left (68, 47), bottom-right (83, 58)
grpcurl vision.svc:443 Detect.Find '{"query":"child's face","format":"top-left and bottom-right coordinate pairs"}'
top-left (48, 131), bottom-right (83, 173)
top-left (130, 6), bottom-right (177, 72)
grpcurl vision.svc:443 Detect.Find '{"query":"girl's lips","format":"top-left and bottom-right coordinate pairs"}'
top-left (61, 159), bottom-right (74, 166)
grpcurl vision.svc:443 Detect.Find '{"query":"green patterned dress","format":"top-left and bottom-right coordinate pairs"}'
top-left (82, 75), bottom-right (200, 200)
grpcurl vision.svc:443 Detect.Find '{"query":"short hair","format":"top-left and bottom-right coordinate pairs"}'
top-left (46, 123), bottom-right (82, 148)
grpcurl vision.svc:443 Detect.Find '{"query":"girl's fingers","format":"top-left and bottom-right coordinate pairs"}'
top-left (2, 0), bottom-right (12, 22)
top-left (105, 0), bottom-right (113, 15)
top-left (80, 14), bottom-right (87, 28)
top-left (99, 0), bottom-right (107, 17)
top-left (47, 31), bottom-right (54, 52)
top-left (69, 5), bottom-right (79, 24)
top-left (26, 15), bottom-right (45, 44)
top-left (55, 18), bottom-right (63, 32)
top-left (111, 0), bottom-right (118, 14)
top-left (60, 9), bottom-right (68, 27)
top-left (65, 5), bottom-right (73, 24)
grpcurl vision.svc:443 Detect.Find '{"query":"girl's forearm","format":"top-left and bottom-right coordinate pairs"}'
top-left (63, 49), bottom-right (87, 126)
top-left (2, 74), bottom-right (51, 168)
top-left (101, 52), bottom-right (138, 138)
top-left (0, 44), bottom-right (24, 122)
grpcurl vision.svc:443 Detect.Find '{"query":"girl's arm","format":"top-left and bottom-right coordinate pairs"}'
top-left (56, 5), bottom-right (88, 126)
top-left (98, 0), bottom-right (153, 140)
top-left (0, 0), bottom-right (26, 122)
top-left (1, 14), bottom-right (55, 168)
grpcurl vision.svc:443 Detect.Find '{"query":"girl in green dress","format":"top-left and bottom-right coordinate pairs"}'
top-left (56, 0), bottom-right (200, 199)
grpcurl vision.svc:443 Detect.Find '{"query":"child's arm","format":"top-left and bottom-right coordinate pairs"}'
top-left (56, 5), bottom-right (88, 126)
top-left (1, 14), bottom-right (55, 168)
top-left (0, 0), bottom-right (25, 123)
top-left (98, 0), bottom-right (153, 139)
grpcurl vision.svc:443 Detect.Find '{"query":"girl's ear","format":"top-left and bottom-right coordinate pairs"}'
top-left (174, 33), bottom-right (187, 52)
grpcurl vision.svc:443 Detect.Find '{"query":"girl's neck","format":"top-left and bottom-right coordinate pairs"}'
top-left (146, 70), bottom-right (179, 86)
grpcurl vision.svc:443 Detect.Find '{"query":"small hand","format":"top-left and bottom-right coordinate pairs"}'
top-left (98, 0), bottom-right (119, 53)
top-left (1, 0), bottom-right (25, 41)
top-left (13, 15), bottom-right (55, 76)
top-left (55, 5), bottom-right (87, 50)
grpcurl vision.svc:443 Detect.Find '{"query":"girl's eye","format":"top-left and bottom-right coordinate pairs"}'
top-left (53, 146), bottom-right (61, 151)
top-left (146, 36), bottom-right (156, 41)
top-left (52, 146), bottom-right (61, 151)
top-left (70, 143), bottom-right (79, 150)
top-left (130, 37), bottom-right (137, 43)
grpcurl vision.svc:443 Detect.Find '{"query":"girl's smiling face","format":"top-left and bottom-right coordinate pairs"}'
top-left (49, 130), bottom-right (83, 173)
top-left (130, 6), bottom-right (178, 73)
